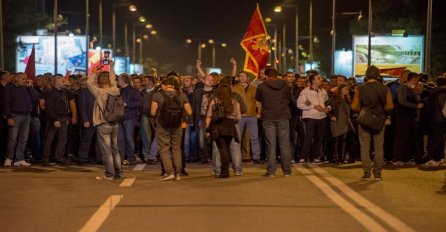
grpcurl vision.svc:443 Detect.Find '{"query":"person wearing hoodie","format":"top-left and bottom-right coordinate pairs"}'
top-left (255, 67), bottom-right (295, 177)
top-left (297, 74), bottom-right (330, 163)
top-left (87, 62), bottom-right (123, 180)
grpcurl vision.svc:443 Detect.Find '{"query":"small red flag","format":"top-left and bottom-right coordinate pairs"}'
top-left (240, 4), bottom-right (269, 77)
top-left (24, 45), bottom-right (36, 80)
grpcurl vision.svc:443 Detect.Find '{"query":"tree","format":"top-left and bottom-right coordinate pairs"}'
top-left (3, 0), bottom-right (52, 71)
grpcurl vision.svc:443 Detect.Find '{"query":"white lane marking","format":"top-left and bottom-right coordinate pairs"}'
top-left (295, 165), bottom-right (388, 232)
top-left (119, 177), bottom-right (136, 187)
top-left (308, 164), bottom-right (417, 232)
top-left (79, 195), bottom-right (124, 232)
top-left (133, 164), bottom-right (146, 171)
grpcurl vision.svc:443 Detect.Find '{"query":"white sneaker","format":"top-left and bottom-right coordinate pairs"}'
top-left (298, 159), bottom-right (305, 164)
top-left (4, 158), bottom-right (12, 167)
top-left (160, 174), bottom-right (175, 181)
top-left (175, 174), bottom-right (181, 181)
top-left (424, 160), bottom-right (440, 167)
top-left (13, 160), bottom-right (31, 166)
top-left (96, 175), bottom-right (114, 180)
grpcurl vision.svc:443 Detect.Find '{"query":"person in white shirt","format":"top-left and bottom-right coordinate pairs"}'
top-left (297, 74), bottom-right (330, 163)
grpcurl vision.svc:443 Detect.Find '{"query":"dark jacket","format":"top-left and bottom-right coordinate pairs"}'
top-left (192, 88), bottom-right (214, 125)
top-left (45, 88), bottom-right (73, 122)
top-left (120, 85), bottom-right (143, 121)
top-left (3, 84), bottom-right (38, 119)
top-left (395, 84), bottom-right (420, 119)
top-left (79, 87), bottom-right (96, 125)
top-left (327, 97), bottom-right (352, 137)
top-left (141, 88), bottom-right (157, 117)
top-left (428, 87), bottom-right (446, 124)
top-left (357, 82), bottom-right (389, 118)
top-left (255, 77), bottom-right (295, 121)
top-left (289, 84), bottom-right (303, 117)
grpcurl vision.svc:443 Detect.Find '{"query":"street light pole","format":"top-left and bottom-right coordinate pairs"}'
top-left (132, 23), bottom-right (136, 63)
top-left (282, 20), bottom-right (286, 72)
top-left (295, 5), bottom-right (299, 73)
top-left (367, 0), bottom-right (373, 68)
top-left (211, 44), bottom-right (216, 67)
top-left (124, 22), bottom-right (129, 56)
top-left (0, 0), bottom-right (4, 70)
top-left (86, 0), bottom-right (89, 74)
top-left (99, 0), bottom-right (102, 48)
top-left (425, 0), bottom-right (433, 75)
top-left (112, 6), bottom-right (116, 55)
top-left (331, 0), bottom-right (336, 75)
top-left (309, 0), bottom-right (313, 70)
top-left (54, 0), bottom-right (58, 74)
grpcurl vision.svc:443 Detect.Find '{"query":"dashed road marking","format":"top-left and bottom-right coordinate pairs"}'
top-left (119, 177), bottom-right (136, 187)
top-left (78, 195), bottom-right (124, 232)
top-left (133, 164), bottom-right (146, 171)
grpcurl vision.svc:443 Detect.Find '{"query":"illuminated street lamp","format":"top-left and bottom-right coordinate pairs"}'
top-left (113, 3), bottom-right (137, 55)
top-left (150, 30), bottom-right (157, 35)
top-left (221, 43), bottom-right (227, 48)
top-left (138, 16), bottom-right (146, 23)
top-left (145, 23), bottom-right (153, 29)
top-left (274, 6), bottom-right (282, 13)
top-left (186, 38), bottom-right (192, 44)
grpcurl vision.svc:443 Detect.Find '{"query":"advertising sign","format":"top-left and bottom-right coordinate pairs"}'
top-left (353, 35), bottom-right (424, 76)
top-left (17, 36), bottom-right (87, 74)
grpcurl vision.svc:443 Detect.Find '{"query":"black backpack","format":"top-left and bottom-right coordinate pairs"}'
top-left (103, 94), bottom-right (125, 123)
top-left (158, 90), bottom-right (183, 128)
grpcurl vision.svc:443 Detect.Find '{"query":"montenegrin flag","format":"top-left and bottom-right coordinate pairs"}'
top-left (240, 4), bottom-right (269, 77)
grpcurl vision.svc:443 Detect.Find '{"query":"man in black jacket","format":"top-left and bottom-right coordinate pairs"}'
top-left (42, 75), bottom-right (76, 165)
top-left (78, 77), bottom-right (101, 165)
top-left (0, 71), bottom-right (12, 163)
top-left (3, 73), bottom-right (38, 167)
top-left (117, 74), bottom-right (142, 165)
top-left (425, 77), bottom-right (446, 167)
top-left (256, 67), bottom-right (295, 177)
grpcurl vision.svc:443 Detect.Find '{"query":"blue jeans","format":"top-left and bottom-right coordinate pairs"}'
top-left (30, 117), bottom-right (42, 161)
top-left (212, 124), bottom-right (242, 175)
top-left (118, 118), bottom-right (137, 163)
top-left (140, 116), bottom-right (156, 161)
top-left (239, 116), bottom-right (261, 160)
top-left (184, 124), bottom-right (198, 161)
top-left (6, 115), bottom-right (31, 162)
top-left (198, 120), bottom-right (209, 160)
top-left (97, 123), bottom-right (123, 178)
top-left (262, 119), bottom-right (292, 175)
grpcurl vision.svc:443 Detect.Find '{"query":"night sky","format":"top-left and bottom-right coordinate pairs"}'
top-left (54, 0), bottom-right (438, 75)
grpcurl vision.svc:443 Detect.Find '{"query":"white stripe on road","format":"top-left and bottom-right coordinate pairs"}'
top-left (133, 164), bottom-right (146, 171)
top-left (78, 195), bottom-right (123, 232)
top-left (295, 165), bottom-right (388, 232)
top-left (119, 177), bottom-right (136, 187)
top-left (307, 164), bottom-right (416, 232)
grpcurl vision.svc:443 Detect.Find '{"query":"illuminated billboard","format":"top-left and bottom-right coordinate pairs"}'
top-left (16, 35), bottom-right (87, 74)
top-left (353, 35), bottom-right (424, 76)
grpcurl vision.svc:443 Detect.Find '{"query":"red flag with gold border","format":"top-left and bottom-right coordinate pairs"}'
top-left (240, 4), bottom-right (269, 77)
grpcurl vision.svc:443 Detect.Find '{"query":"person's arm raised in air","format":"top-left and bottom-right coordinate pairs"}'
top-left (230, 57), bottom-right (237, 77)
top-left (196, 59), bottom-right (206, 78)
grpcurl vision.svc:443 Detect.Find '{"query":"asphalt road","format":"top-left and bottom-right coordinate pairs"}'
top-left (0, 162), bottom-right (445, 232)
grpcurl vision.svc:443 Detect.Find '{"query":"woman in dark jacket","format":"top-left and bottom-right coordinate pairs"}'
top-left (205, 84), bottom-right (241, 178)
top-left (327, 84), bottom-right (353, 164)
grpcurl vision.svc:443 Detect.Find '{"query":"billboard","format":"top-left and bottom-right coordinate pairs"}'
top-left (334, 50), bottom-right (353, 77)
top-left (17, 35), bottom-right (87, 74)
top-left (114, 56), bottom-right (130, 74)
top-left (353, 35), bottom-right (424, 76)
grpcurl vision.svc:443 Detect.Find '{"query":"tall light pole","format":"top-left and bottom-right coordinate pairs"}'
top-left (425, 0), bottom-right (433, 75)
top-left (0, 0), bottom-right (4, 70)
top-left (265, 18), bottom-right (278, 69)
top-left (53, 0), bottom-right (58, 74)
top-left (309, 0), bottom-right (313, 69)
top-left (331, 0), bottom-right (336, 75)
top-left (98, 0), bottom-right (102, 48)
top-left (274, 4), bottom-right (299, 73)
top-left (112, 4), bottom-right (137, 56)
top-left (86, 0), bottom-right (89, 74)
top-left (208, 39), bottom-right (216, 67)
top-left (367, 0), bottom-right (373, 68)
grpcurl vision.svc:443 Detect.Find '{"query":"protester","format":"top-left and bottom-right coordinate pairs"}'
top-left (3, 73), bottom-right (38, 166)
top-left (151, 77), bottom-right (192, 181)
top-left (297, 74), bottom-right (330, 163)
top-left (351, 65), bottom-right (394, 180)
top-left (87, 63), bottom-right (123, 180)
top-left (256, 67), bottom-right (294, 177)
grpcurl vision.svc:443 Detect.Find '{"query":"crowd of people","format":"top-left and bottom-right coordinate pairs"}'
top-left (1, 58), bottom-right (445, 181)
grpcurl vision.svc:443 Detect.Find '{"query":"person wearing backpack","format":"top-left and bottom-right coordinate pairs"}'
top-left (87, 62), bottom-right (123, 180)
top-left (151, 77), bottom-right (192, 181)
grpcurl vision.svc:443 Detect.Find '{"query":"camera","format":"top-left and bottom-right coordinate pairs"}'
top-left (102, 51), bottom-right (110, 65)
